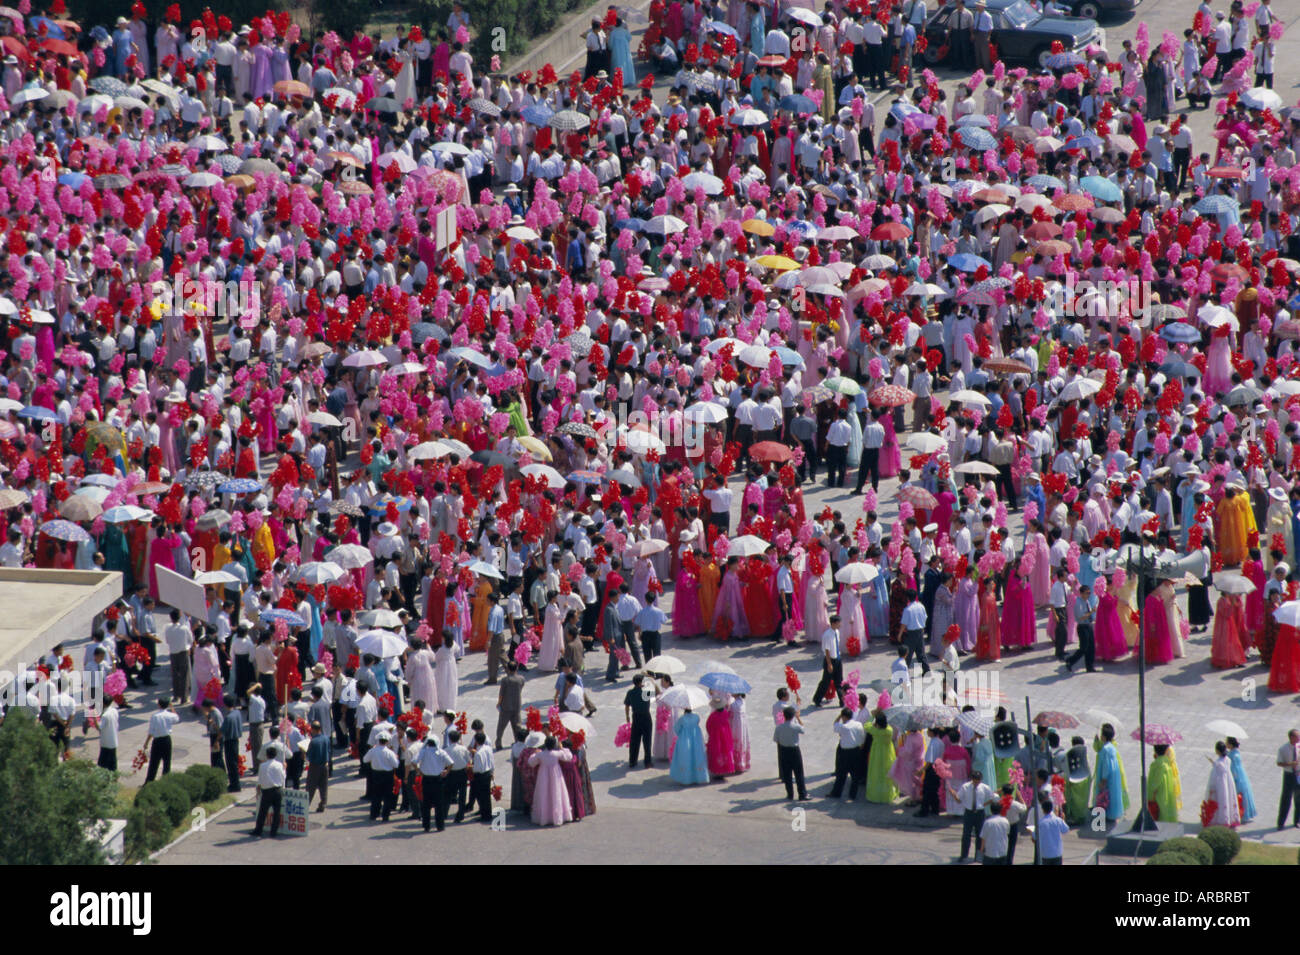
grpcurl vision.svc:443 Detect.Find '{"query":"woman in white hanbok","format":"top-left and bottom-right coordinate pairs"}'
top-left (1204, 742), bottom-right (1241, 827)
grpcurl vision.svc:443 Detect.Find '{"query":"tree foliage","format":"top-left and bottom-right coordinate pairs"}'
top-left (0, 711), bottom-right (117, 866)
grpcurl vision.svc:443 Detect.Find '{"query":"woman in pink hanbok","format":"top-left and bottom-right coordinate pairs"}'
top-left (1093, 579), bottom-right (1129, 661)
top-left (711, 556), bottom-right (749, 639)
top-left (880, 411), bottom-right (902, 478)
top-left (1000, 567), bottom-right (1036, 649)
top-left (839, 583), bottom-right (867, 646)
top-left (940, 729), bottom-right (972, 814)
top-left (147, 518), bottom-right (179, 601)
top-left (890, 728), bottom-right (924, 800)
top-left (528, 738), bottom-right (574, 827)
top-left (1028, 526), bottom-right (1052, 607)
top-left (1143, 590), bottom-right (1176, 664)
top-left (953, 568), bottom-right (980, 653)
top-left (1203, 323), bottom-right (1235, 396)
top-left (730, 694), bottom-right (750, 772)
top-left (705, 698), bottom-right (736, 777)
top-left (672, 546), bottom-right (705, 637)
top-left (803, 560), bottom-right (831, 643)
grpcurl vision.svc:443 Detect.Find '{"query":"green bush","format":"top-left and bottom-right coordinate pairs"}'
top-left (1147, 852), bottom-right (1196, 865)
top-left (0, 711), bottom-right (116, 865)
top-left (1197, 826), bottom-right (1242, 866)
top-left (185, 764), bottom-right (227, 803)
top-left (172, 770), bottom-right (206, 806)
top-left (124, 794), bottom-right (173, 858)
top-left (1155, 837), bottom-right (1214, 866)
top-left (139, 776), bottom-right (192, 828)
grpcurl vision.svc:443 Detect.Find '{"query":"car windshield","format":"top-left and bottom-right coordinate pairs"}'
top-left (999, 0), bottom-right (1040, 28)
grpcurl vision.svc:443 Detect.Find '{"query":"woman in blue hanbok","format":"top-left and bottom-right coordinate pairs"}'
top-left (669, 708), bottom-right (710, 784)
top-left (1226, 737), bottom-right (1256, 823)
top-left (862, 560), bottom-right (891, 638)
top-left (306, 591), bottom-right (325, 661)
top-left (608, 18), bottom-right (636, 86)
top-left (971, 730), bottom-right (996, 792)
top-left (846, 400), bottom-right (863, 469)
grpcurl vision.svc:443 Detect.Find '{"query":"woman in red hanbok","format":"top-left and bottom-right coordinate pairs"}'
top-left (1243, 554), bottom-right (1266, 646)
top-left (974, 575), bottom-right (1001, 660)
top-left (147, 518), bottom-right (180, 601)
top-left (1143, 590), bottom-right (1175, 664)
top-left (1093, 578), bottom-right (1130, 661)
top-left (742, 557), bottom-right (779, 640)
top-left (705, 698), bottom-right (736, 777)
top-left (1210, 592), bottom-right (1248, 668)
top-left (1000, 568), bottom-right (1036, 650)
top-left (275, 641), bottom-right (300, 705)
top-left (1268, 602), bottom-right (1300, 693)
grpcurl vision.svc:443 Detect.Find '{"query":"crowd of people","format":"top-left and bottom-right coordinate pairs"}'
top-left (0, 0), bottom-right (1295, 856)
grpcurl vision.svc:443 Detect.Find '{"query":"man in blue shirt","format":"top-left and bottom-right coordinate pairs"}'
top-left (565, 227), bottom-right (586, 277)
top-left (1033, 798), bottom-right (1070, 863)
top-left (1065, 583), bottom-right (1099, 674)
top-left (485, 592), bottom-right (506, 686)
top-left (633, 593), bottom-right (666, 663)
top-left (900, 590), bottom-right (930, 675)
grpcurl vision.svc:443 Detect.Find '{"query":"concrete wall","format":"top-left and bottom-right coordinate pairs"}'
top-left (0, 569), bottom-right (123, 679)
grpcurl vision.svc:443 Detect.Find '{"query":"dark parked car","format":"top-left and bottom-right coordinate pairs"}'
top-left (1056, 0), bottom-right (1138, 23)
top-left (921, 0), bottom-right (1107, 70)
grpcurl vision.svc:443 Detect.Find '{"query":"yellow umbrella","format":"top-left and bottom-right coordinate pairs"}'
top-left (742, 218), bottom-right (775, 236)
top-left (83, 421), bottom-right (127, 461)
top-left (517, 435), bottom-right (552, 461)
top-left (754, 254), bottom-right (799, 271)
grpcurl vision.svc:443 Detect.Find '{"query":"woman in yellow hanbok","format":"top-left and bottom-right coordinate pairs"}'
top-left (1216, 485), bottom-right (1254, 567)
top-left (469, 577), bottom-right (493, 652)
top-left (697, 554), bottom-right (720, 632)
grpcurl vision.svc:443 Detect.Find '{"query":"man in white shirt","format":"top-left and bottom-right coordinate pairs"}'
top-left (97, 698), bottom-right (121, 771)
top-left (252, 745), bottom-right (287, 837)
top-left (144, 696), bottom-right (181, 782)
top-left (825, 409), bottom-right (852, 487)
top-left (813, 614), bottom-right (845, 706)
top-left (979, 799), bottom-right (1013, 864)
top-left (951, 770), bottom-right (995, 861)
top-left (855, 410), bottom-right (886, 493)
top-left (162, 610), bottom-right (194, 704)
top-left (830, 707), bottom-right (867, 799)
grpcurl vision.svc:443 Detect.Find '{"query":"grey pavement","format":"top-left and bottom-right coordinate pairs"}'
top-left (60, 0), bottom-right (1300, 863)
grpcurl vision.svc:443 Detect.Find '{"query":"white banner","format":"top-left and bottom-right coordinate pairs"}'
top-left (154, 565), bottom-right (209, 621)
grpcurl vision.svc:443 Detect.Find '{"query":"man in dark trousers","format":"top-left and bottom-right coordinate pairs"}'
top-left (307, 685), bottom-right (333, 773)
top-left (495, 663), bottom-right (525, 749)
top-left (220, 695), bottom-right (244, 792)
top-left (1277, 729), bottom-right (1300, 830)
top-left (624, 673), bottom-right (655, 769)
top-left (418, 736), bottom-right (452, 832)
top-left (773, 707), bottom-right (810, 800)
top-left (251, 746), bottom-right (286, 838)
top-left (812, 614), bottom-right (845, 707)
top-left (603, 595), bottom-right (624, 682)
top-left (305, 721), bottom-right (330, 812)
top-left (144, 697), bottom-right (180, 782)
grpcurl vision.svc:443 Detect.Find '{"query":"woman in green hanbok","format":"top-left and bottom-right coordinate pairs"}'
top-left (865, 713), bottom-right (898, 803)
top-left (1063, 736), bottom-right (1092, 825)
top-left (1147, 744), bottom-right (1182, 822)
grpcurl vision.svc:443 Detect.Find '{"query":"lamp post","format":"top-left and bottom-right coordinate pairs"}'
top-left (1127, 536), bottom-right (1158, 834)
